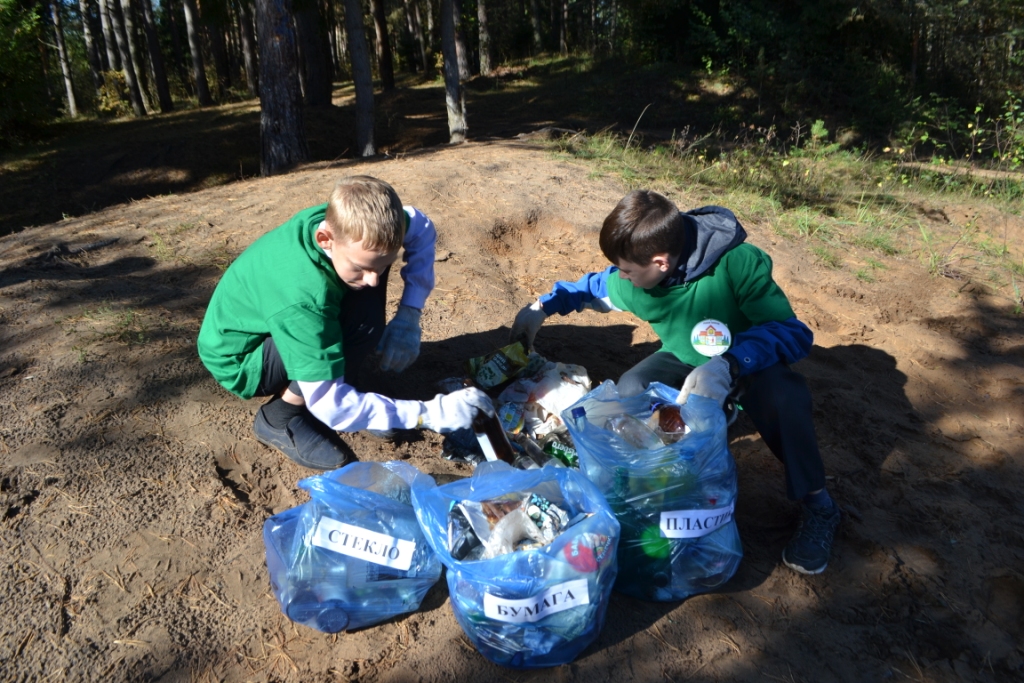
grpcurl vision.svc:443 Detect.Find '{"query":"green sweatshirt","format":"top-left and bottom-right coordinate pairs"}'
top-left (606, 243), bottom-right (795, 368)
top-left (197, 205), bottom-right (348, 399)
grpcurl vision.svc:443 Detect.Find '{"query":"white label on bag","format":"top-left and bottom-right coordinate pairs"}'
top-left (660, 503), bottom-right (735, 539)
top-left (310, 518), bottom-right (415, 571)
top-left (483, 579), bottom-right (590, 624)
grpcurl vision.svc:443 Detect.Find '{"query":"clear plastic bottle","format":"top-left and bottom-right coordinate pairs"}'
top-left (606, 413), bottom-right (665, 450)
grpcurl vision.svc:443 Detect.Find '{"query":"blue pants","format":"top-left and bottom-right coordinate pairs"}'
top-left (618, 351), bottom-right (826, 501)
top-left (255, 267), bottom-right (390, 397)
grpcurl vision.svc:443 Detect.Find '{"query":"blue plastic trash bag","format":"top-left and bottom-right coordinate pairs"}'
top-left (263, 461), bottom-right (442, 633)
top-left (563, 381), bottom-right (742, 601)
top-left (412, 462), bottom-right (620, 668)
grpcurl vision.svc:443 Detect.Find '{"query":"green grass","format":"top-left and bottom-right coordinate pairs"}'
top-left (551, 129), bottom-right (1024, 309)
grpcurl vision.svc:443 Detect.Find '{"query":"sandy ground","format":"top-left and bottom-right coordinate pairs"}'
top-left (1, 140), bottom-right (1022, 683)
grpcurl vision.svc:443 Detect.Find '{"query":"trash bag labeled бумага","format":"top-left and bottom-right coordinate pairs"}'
top-left (263, 461), bottom-right (442, 633)
top-left (412, 462), bottom-right (620, 669)
top-left (563, 381), bottom-right (742, 601)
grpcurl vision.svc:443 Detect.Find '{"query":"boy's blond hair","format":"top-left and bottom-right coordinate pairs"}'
top-left (324, 176), bottom-right (406, 252)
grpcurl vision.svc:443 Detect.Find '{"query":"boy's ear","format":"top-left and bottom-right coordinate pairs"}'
top-left (315, 224), bottom-right (334, 250)
top-left (651, 253), bottom-right (672, 272)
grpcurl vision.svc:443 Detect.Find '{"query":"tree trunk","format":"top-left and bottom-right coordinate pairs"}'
top-left (369, 0), bottom-right (395, 90)
top-left (407, 0), bottom-right (428, 75)
top-left (106, 0), bottom-right (146, 114)
top-left (529, 0), bottom-right (541, 54)
top-left (424, 0), bottom-right (433, 44)
top-left (559, 0), bottom-right (566, 56)
top-left (342, 0), bottom-right (375, 155)
top-left (119, 0), bottom-right (151, 109)
top-left (99, 0), bottom-right (120, 70)
top-left (208, 24), bottom-right (232, 99)
top-left (608, 0), bottom-right (617, 52)
top-left (140, 0), bottom-right (173, 111)
top-left (237, 0), bottom-right (259, 95)
top-left (165, 0), bottom-right (193, 95)
top-left (181, 0), bottom-right (213, 104)
top-left (440, 0), bottom-right (465, 142)
top-left (51, 0), bottom-right (79, 117)
top-left (295, 3), bottom-right (331, 105)
top-left (453, 0), bottom-right (469, 79)
top-left (255, 0), bottom-right (309, 174)
top-left (477, 0), bottom-right (490, 76)
top-left (77, 0), bottom-right (105, 91)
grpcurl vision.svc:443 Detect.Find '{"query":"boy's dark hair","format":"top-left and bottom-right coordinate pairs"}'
top-left (599, 190), bottom-right (685, 265)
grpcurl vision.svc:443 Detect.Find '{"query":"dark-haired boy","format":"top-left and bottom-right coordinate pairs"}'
top-left (199, 176), bottom-right (492, 470)
top-left (510, 190), bottom-right (839, 575)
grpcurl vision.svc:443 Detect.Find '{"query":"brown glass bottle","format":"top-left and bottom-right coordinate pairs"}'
top-left (471, 409), bottom-right (517, 464)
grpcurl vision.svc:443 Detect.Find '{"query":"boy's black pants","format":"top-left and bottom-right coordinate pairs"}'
top-left (618, 351), bottom-right (826, 501)
top-left (254, 268), bottom-right (391, 398)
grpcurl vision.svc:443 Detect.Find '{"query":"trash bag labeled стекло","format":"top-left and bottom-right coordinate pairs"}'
top-left (563, 381), bottom-right (742, 601)
top-left (412, 462), bottom-right (620, 668)
top-left (263, 461), bottom-right (442, 633)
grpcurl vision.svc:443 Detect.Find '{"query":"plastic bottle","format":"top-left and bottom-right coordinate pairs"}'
top-left (513, 433), bottom-right (564, 468)
top-left (606, 413), bottom-right (665, 450)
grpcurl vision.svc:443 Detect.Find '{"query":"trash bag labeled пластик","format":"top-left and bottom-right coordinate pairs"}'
top-left (563, 381), bottom-right (742, 601)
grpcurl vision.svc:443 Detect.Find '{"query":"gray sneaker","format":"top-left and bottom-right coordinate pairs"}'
top-left (253, 408), bottom-right (355, 470)
top-left (782, 502), bottom-right (841, 575)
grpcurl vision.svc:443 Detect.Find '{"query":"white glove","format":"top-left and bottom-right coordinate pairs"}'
top-left (377, 305), bottom-right (421, 373)
top-left (510, 301), bottom-right (547, 351)
top-left (677, 356), bottom-right (733, 407)
top-left (419, 387), bottom-right (494, 433)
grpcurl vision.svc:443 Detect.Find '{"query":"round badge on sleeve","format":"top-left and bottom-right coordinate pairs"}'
top-left (691, 319), bottom-right (732, 357)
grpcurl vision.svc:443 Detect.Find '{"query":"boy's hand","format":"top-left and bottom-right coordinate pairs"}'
top-left (419, 387), bottom-right (494, 433)
top-left (677, 356), bottom-right (733, 407)
top-left (510, 301), bottom-right (547, 351)
top-left (377, 305), bottom-right (421, 373)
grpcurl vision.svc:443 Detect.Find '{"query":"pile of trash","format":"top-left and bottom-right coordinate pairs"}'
top-left (441, 342), bottom-right (588, 467)
top-left (260, 346), bottom-right (745, 668)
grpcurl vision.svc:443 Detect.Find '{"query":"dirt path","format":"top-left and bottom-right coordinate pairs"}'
top-left (1, 141), bottom-right (1022, 682)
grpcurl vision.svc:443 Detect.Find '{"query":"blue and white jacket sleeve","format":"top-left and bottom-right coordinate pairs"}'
top-left (727, 317), bottom-right (814, 376)
top-left (538, 266), bottom-right (622, 315)
top-left (398, 207), bottom-right (436, 310)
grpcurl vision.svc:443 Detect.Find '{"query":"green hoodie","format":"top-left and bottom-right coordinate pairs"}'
top-left (197, 204), bottom-right (348, 399)
top-left (606, 243), bottom-right (795, 368)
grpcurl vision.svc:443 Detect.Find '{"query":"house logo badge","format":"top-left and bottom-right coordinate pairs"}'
top-left (691, 319), bottom-right (731, 357)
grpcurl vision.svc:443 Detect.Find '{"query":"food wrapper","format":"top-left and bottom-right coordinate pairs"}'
top-left (467, 342), bottom-right (531, 389)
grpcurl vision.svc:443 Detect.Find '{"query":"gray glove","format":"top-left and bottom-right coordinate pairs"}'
top-left (377, 305), bottom-right (421, 373)
top-left (677, 356), bottom-right (733, 407)
top-left (510, 301), bottom-right (547, 351)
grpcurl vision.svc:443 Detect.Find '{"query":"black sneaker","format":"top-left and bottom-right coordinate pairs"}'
top-left (782, 502), bottom-right (841, 575)
top-left (253, 408), bottom-right (355, 470)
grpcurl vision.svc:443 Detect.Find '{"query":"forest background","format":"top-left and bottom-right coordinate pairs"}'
top-left (3, 0), bottom-right (1024, 175)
